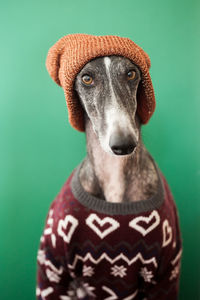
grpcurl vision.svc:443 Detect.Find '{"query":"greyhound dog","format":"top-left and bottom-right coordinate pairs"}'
top-left (37, 35), bottom-right (182, 300)
top-left (74, 55), bottom-right (159, 204)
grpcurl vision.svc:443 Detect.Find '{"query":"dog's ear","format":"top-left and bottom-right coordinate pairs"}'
top-left (46, 36), bottom-right (68, 86)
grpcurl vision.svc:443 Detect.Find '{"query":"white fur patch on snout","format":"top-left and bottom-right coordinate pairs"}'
top-left (99, 107), bottom-right (139, 155)
top-left (97, 57), bottom-right (139, 155)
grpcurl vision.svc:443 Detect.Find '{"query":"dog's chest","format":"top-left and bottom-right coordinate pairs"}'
top-left (37, 168), bottom-right (181, 300)
top-left (60, 204), bottom-right (173, 298)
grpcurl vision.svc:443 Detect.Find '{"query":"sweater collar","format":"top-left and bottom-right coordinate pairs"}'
top-left (70, 156), bottom-right (165, 215)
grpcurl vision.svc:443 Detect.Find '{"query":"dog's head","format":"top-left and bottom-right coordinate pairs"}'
top-left (74, 55), bottom-right (142, 155)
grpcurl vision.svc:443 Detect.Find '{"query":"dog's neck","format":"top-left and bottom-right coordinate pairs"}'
top-left (79, 116), bottom-right (159, 203)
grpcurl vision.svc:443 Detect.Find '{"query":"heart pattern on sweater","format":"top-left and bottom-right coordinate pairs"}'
top-left (86, 214), bottom-right (120, 239)
top-left (162, 219), bottom-right (172, 247)
top-left (129, 210), bottom-right (160, 236)
top-left (57, 215), bottom-right (78, 243)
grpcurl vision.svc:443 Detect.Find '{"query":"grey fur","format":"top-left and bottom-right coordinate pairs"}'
top-left (74, 55), bottom-right (159, 203)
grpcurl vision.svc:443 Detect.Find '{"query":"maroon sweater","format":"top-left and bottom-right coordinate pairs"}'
top-left (36, 159), bottom-right (182, 300)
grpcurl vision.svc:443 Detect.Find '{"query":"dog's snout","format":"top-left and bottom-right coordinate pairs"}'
top-left (109, 133), bottom-right (137, 155)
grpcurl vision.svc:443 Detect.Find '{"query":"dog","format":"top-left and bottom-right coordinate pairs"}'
top-left (36, 34), bottom-right (182, 300)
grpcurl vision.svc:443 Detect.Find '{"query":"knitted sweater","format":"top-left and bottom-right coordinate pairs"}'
top-left (36, 159), bottom-right (182, 300)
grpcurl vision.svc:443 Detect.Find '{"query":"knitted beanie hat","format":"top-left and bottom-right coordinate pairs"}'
top-left (46, 33), bottom-right (156, 132)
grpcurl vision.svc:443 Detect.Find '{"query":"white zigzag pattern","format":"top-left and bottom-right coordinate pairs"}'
top-left (102, 286), bottom-right (138, 300)
top-left (102, 285), bottom-right (118, 300)
top-left (36, 287), bottom-right (54, 298)
top-left (37, 250), bottom-right (63, 275)
top-left (171, 249), bottom-right (182, 266)
top-left (68, 252), bottom-right (157, 269)
top-left (123, 289), bottom-right (138, 300)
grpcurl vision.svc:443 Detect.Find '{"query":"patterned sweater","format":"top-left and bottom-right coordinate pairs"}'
top-left (36, 158), bottom-right (182, 300)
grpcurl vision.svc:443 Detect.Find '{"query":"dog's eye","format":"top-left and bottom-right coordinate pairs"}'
top-left (82, 74), bottom-right (93, 85)
top-left (127, 70), bottom-right (136, 81)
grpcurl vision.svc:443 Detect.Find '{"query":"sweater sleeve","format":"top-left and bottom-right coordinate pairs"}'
top-left (147, 224), bottom-right (182, 299)
top-left (36, 205), bottom-right (74, 300)
top-left (143, 178), bottom-right (183, 300)
top-left (36, 202), bottom-right (93, 300)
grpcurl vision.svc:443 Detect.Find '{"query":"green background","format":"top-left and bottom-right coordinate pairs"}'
top-left (1, 0), bottom-right (199, 299)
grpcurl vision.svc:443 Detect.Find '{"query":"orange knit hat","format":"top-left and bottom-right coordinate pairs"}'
top-left (46, 34), bottom-right (156, 132)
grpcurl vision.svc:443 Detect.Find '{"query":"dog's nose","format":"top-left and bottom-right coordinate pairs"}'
top-left (109, 133), bottom-right (137, 155)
